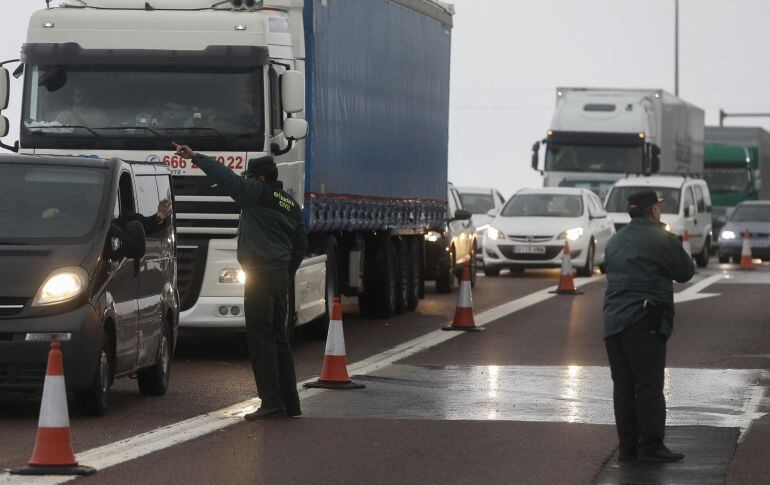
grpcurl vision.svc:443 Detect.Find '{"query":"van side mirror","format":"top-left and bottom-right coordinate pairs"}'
top-left (281, 70), bottom-right (304, 114)
top-left (685, 204), bottom-right (695, 219)
top-left (453, 209), bottom-right (472, 221)
top-left (531, 141), bottom-right (540, 171)
top-left (650, 145), bottom-right (661, 173)
top-left (283, 117), bottom-right (307, 140)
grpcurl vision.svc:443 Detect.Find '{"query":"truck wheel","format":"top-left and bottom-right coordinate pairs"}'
top-left (358, 236), bottom-right (397, 318)
top-left (395, 239), bottom-right (408, 315)
top-left (436, 247), bottom-right (455, 293)
top-left (137, 322), bottom-right (171, 396)
top-left (577, 241), bottom-right (595, 277)
top-left (695, 237), bottom-right (710, 268)
top-left (76, 333), bottom-right (114, 416)
top-left (406, 237), bottom-right (421, 311)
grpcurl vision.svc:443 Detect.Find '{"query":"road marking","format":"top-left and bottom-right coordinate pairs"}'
top-left (674, 274), bottom-right (726, 303)
top-left (0, 277), bottom-right (604, 483)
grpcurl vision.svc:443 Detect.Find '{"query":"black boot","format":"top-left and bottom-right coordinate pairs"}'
top-left (244, 406), bottom-right (286, 421)
top-left (638, 444), bottom-right (684, 463)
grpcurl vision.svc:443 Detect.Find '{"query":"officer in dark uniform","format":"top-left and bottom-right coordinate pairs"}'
top-left (173, 143), bottom-right (307, 420)
top-left (603, 189), bottom-right (694, 462)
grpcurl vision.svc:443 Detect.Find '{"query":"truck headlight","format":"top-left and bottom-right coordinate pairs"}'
top-left (220, 268), bottom-right (246, 284)
top-left (558, 227), bottom-right (584, 241)
top-left (424, 231), bottom-right (442, 243)
top-left (487, 226), bottom-right (505, 240)
top-left (32, 267), bottom-right (89, 307)
top-left (720, 230), bottom-right (737, 240)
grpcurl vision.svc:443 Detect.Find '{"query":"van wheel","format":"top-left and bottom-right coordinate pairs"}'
top-left (577, 242), bottom-right (595, 277)
top-left (138, 322), bottom-right (171, 396)
top-left (77, 333), bottom-right (113, 416)
top-left (695, 237), bottom-right (711, 268)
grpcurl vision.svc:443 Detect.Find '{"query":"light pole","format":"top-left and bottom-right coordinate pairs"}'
top-left (674, 0), bottom-right (679, 96)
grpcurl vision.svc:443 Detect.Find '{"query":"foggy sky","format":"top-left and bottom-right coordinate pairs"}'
top-left (2, 0), bottom-right (769, 198)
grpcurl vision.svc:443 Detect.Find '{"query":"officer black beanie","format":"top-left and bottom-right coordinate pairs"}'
top-left (245, 155), bottom-right (278, 182)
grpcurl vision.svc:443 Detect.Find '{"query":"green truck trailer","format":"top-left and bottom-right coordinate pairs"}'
top-left (704, 126), bottom-right (770, 244)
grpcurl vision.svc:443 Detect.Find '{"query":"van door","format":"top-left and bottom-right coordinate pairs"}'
top-left (111, 172), bottom-right (140, 374)
top-left (134, 173), bottom-right (164, 368)
top-left (682, 186), bottom-right (699, 249)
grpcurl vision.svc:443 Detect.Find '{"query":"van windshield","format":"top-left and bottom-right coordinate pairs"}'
top-left (0, 164), bottom-right (107, 243)
top-left (605, 186), bottom-right (681, 214)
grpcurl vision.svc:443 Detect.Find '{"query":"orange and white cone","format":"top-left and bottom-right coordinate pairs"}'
top-left (551, 241), bottom-right (583, 295)
top-left (740, 230), bottom-right (754, 270)
top-left (682, 231), bottom-right (692, 258)
top-left (10, 342), bottom-right (95, 476)
top-left (303, 298), bottom-right (364, 389)
top-left (443, 262), bottom-right (484, 332)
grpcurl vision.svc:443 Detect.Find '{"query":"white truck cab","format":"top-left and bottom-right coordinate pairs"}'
top-left (604, 175), bottom-right (713, 267)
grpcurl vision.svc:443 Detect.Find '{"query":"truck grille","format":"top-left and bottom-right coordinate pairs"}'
top-left (0, 363), bottom-right (46, 389)
top-left (176, 239), bottom-right (210, 312)
top-left (172, 176), bottom-right (240, 236)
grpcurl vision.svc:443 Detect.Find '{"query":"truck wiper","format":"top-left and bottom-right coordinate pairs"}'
top-left (96, 126), bottom-right (171, 145)
top-left (30, 125), bottom-right (112, 148)
top-left (161, 127), bottom-right (239, 150)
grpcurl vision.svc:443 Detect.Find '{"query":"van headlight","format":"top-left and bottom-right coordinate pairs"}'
top-left (558, 227), bottom-right (584, 241)
top-left (32, 267), bottom-right (89, 307)
top-left (220, 268), bottom-right (246, 284)
top-left (487, 226), bottom-right (505, 240)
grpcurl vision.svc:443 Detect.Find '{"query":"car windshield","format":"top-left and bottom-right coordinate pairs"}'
top-left (703, 168), bottom-right (748, 193)
top-left (731, 205), bottom-right (770, 222)
top-left (501, 194), bottom-right (583, 218)
top-left (22, 65), bottom-right (264, 151)
top-left (605, 186), bottom-right (681, 214)
top-left (0, 164), bottom-right (107, 243)
top-left (545, 144), bottom-right (644, 173)
top-left (458, 193), bottom-right (494, 214)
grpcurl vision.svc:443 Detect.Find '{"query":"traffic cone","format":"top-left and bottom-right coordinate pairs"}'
top-left (740, 230), bottom-right (754, 270)
top-left (682, 231), bottom-right (692, 258)
top-left (303, 298), bottom-right (364, 389)
top-left (550, 241), bottom-right (583, 295)
top-left (10, 342), bottom-right (96, 476)
top-left (443, 262), bottom-right (484, 332)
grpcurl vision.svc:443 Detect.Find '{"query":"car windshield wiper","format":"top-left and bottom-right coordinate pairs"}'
top-left (95, 126), bottom-right (171, 145)
top-left (160, 127), bottom-right (239, 150)
top-left (29, 125), bottom-right (112, 147)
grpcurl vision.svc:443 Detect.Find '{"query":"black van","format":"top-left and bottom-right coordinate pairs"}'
top-left (0, 154), bottom-right (178, 415)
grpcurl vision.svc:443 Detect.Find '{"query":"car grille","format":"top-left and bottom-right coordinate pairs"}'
top-left (176, 240), bottom-right (210, 312)
top-left (498, 245), bottom-right (563, 261)
top-left (0, 363), bottom-right (46, 388)
top-left (506, 235), bottom-right (553, 243)
top-left (0, 297), bottom-right (27, 317)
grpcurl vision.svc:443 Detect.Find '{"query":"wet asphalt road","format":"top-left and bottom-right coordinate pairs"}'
top-left (2, 263), bottom-right (769, 484)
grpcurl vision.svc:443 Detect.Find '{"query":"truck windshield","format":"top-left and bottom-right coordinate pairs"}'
top-left (605, 186), bottom-right (681, 214)
top-left (21, 65), bottom-right (264, 151)
top-left (731, 205), bottom-right (770, 222)
top-left (0, 164), bottom-right (106, 243)
top-left (703, 168), bottom-right (748, 193)
top-left (545, 144), bottom-right (643, 173)
top-left (458, 193), bottom-right (494, 214)
top-left (501, 194), bottom-right (583, 218)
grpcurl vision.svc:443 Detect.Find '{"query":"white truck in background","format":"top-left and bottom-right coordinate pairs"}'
top-left (531, 87), bottom-right (705, 199)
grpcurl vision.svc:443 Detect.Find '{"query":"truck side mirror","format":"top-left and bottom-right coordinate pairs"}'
top-left (283, 117), bottom-right (307, 140)
top-left (531, 141), bottom-right (540, 171)
top-left (281, 70), bottom-right (304, 114)
top-left (452, 209), bottom-right (472, 221)
top-left (650, 145), bottom-right (661, 173)
top-left (0, 116), bottom-right (8, 138)
top-left (0, 67), bottom-right (9, 111)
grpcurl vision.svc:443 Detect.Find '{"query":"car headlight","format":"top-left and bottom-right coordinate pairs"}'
top-left (424, 230), bottom-right (442, 243)
top-left (220, 268), bottom-right (246, 284)
top-left (720, 230), bottom-right (737, 240)
top-left (487, 226), bottom-right (505, 240)
top-left (32, 267), bottom-right (89, 307)
top-left (558, 227), bottom-right (584, 241)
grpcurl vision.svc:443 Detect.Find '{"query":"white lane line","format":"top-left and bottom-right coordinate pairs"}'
top-left (0, 276), bottom-right (604, 483)
top-left (674, 274), bottom-right (726, 303)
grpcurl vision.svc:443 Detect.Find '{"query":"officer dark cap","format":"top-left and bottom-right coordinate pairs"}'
top-left (627, 190), bottom-right (664, 211)
top-left (242, 155), bottom-right (278, 180)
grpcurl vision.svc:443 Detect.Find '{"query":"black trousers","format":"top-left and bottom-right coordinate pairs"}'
top-left (243, 269), bottom-right (300, 412)
top-left (605, 322), bottom-right (667, 451)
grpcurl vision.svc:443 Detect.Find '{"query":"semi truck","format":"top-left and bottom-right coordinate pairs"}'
top-left (0, 0), bottom-right (454, 335)
top-left (531, 87), bottom-right (705, 199)
top-left (704, 126), bottom-right (770, 242)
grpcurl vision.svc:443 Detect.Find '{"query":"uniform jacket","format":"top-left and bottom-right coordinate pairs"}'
top-left (603, 217), bottom-right (694, 338)
top-left (192, 153), bottom-right (307, 273)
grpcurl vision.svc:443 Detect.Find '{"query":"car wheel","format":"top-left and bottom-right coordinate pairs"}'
top-left (695, 237), bottom-right (710, 268)
top-left (137, 322), bottom-right (172, 396)
top-left (718, 255), bottom-right (729, 264)
top-left (436, 247), bottom-right (455, 293)
top-left (577, 241), bottom-right (595, 277)
top-left (484, 266), bottom-right (500, 277)
top-left (77, 333), bottom-right (114, 416)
